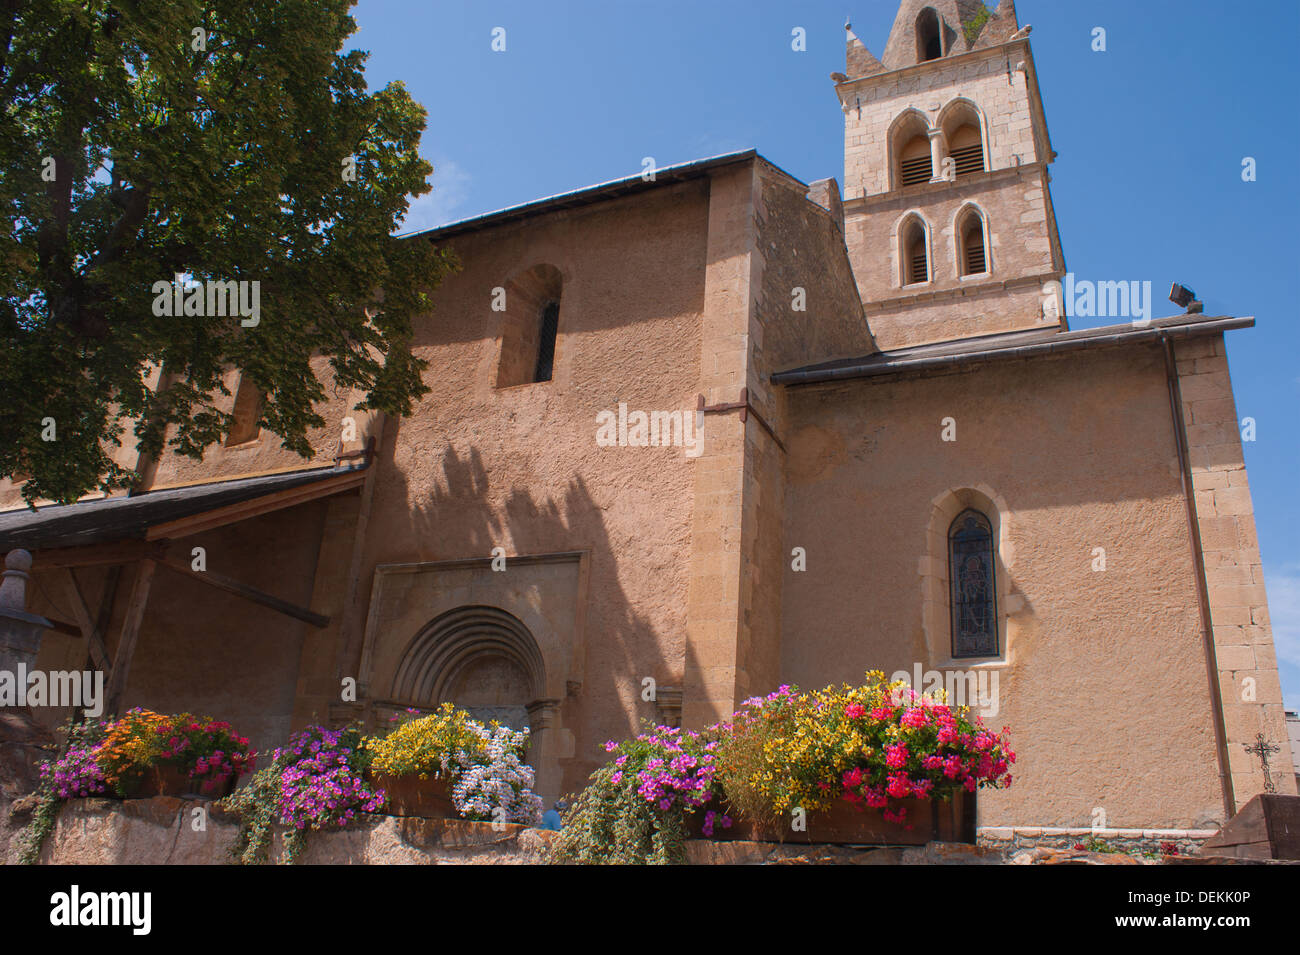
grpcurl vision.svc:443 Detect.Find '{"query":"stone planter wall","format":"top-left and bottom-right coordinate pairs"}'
top-left (977, 825), bottom-right (1217, 857)
top-left (12, 797), bottom-right (1248, 865)
top-left (27, 797), bottom-right (555, 865)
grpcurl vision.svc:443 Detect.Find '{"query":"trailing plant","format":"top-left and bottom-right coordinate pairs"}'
top-left (549, 725), bottom-right (730, 865)
top-left (19, 717), bottom-right (107, 864)
top-left (40, 717), bottom-right (108, 798)
top-left (221, 724), bottom-right (382, 865)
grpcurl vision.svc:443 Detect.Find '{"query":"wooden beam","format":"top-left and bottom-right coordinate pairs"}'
top-left (145, 469), bottom-right (366, 541)
top-left (103, 559), bottom-right (156, 716)
top-left (32, 540), bottom-right (167, 569)
top-left (60, 567), bottom-right (112, 670)
top-left (158, 559), bottom-right (330, 628)
top-left (45, 617), bottom-right (83, 638)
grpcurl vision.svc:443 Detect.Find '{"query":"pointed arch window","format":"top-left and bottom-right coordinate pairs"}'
top-left (949, 124), bottom-right (985, 177)
top-left (957, 207), bottom-right (989, 276)
top-left (949, 509), bottom-right (997, 658)
top-left (901, 217), bottom-right (929, 286)
top-left (899, 134), bottom-right (933, 186)
top-left (939, 100), bottom-right (987, 179)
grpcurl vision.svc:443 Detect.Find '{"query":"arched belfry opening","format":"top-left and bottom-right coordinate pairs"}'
top-left (391, 605), bottom-right (547, 729)
top-left (916, 7), bottom-right (943, 62)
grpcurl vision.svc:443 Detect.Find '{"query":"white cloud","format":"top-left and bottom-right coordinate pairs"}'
top-left (396, 158), bottom-right (471, 235)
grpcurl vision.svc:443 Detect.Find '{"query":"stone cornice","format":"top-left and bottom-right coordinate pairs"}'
top-left (834, 37), bottom-right (1030, 99)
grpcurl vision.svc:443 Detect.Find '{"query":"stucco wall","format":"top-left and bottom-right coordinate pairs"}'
top-left (348, 179), bottom-right (713, 798)
top-left (778, 343), bottom-right (1227, 829)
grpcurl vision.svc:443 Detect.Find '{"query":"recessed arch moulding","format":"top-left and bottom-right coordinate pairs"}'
top-left (356, 552), bottom-right (587, 803)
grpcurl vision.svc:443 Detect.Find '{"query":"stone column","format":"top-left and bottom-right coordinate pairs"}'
top-left (928, 128), bottom-right (947, 182)
top-left (0, 550), bottom-right (51, 676)
top-left (525, 698), bottom-right (564, 806)
top-left (0, 549), bottom-right (55, 850)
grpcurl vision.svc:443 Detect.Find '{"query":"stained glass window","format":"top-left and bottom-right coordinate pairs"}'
top-left (949, 509), bottom-right (997, 658)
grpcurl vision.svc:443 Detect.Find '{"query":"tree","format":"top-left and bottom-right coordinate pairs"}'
top-left (0, 0), bottom-right (454, 504)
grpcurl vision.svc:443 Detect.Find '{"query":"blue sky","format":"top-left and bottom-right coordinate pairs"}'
top-left (352, 0), bottom-right (1300, 709)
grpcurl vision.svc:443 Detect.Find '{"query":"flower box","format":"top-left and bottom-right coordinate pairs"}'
top-left (368, 771), bottom-right (456, 818)
top-left (116, 763), bottom-right (239, 800)
top-left (738, 791), bottom-right (974, 846)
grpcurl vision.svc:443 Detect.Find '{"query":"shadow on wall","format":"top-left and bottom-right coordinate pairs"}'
top-left (383, 436), bottom-right (678, 795)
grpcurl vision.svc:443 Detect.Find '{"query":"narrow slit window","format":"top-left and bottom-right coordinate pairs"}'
top-left (949, 509), bottom-right (997, 657)
top-left (226, 374), bottom-right (263, 446)
top-left (961, 215), bottom-right (987, 275)
top-left (903, 220), bottom-right (929, 285)
top-left (533, 300), bottom-right (559, 383)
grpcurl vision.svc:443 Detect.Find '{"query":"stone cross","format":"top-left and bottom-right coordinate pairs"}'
top-left (1243, 732), bottom-right (1281, 793)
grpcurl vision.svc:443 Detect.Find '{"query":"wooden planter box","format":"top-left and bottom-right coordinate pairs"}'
top-left (368, 772), bottom-right (457, 818)
top-left (115, 763), bottom-right (239, 800)
top-left (692, 792), bottom-right (975, 846)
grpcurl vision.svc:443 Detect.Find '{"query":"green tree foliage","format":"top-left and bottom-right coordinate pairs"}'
top-left (0, 0), bottom-right (453, 504)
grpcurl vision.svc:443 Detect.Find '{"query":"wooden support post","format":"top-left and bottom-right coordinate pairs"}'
top-left (103, 559), bottom-right (156, 716)
top-left (60, 568), bottom-right (112, 670)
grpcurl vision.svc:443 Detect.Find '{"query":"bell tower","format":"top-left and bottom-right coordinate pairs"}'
top-left (836, 1), bottom-right (1067, 350)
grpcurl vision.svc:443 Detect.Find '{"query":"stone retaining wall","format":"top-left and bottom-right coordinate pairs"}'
top-left (32, 797), bottom-right (555, 865)
top-left (17, 798), bottom-right (1262, 865)
top-left (978, 825), bottom-right (1217, 857)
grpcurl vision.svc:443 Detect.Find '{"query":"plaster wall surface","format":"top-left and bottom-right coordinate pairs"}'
top-left (779, 345), bottom-right (1228, 829)
top-left (353, 180), bottom-right (713, 797)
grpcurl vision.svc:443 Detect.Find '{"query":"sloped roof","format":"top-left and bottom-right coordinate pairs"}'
top-left (772, 313), bottom-right (1253, 386)
top-left (0, 464), bottom-right (367, 552)
top-left (403, 150), bottom-right (762, 243)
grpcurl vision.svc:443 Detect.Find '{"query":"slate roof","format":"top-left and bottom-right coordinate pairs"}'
top-left (771, 313), bottom-right (1254, 386)
top-left (0, 464), bottom-right (365, 552)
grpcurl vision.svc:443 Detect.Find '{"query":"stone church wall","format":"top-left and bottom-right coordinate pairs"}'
top-left (350, 179), bottom-right (713, 800)
top-left (844, 164), bottom-right (1058, 349)
top-left (841, 44), bottom-right (1045, 202)
top-left (778, 343), bottom-right (1229, 830)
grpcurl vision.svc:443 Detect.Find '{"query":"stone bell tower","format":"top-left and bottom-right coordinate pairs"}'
top-left (836, 1), bottom-right (1068, 350)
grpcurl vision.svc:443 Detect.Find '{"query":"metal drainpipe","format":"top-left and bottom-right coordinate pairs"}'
top-left (1161, 334), bottom-right (1236, 820)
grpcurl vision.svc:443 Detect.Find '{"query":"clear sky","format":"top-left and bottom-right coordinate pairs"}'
top-left (351, 0), bottom-right (1300, 709)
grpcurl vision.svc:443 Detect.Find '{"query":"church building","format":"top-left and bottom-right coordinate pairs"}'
top-left (3, 0), bottom-right (1294, 836)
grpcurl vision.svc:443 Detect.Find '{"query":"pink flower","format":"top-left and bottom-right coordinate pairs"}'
top-left (844, 703), bottom-right (866, 719)
top-left (900, 707), bottom-right (929, 729)
top-left (885, 743), bottom-right (908, 769)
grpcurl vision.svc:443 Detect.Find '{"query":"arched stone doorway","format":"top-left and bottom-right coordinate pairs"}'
top-left (389, 605), bottom-right (561, 799)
